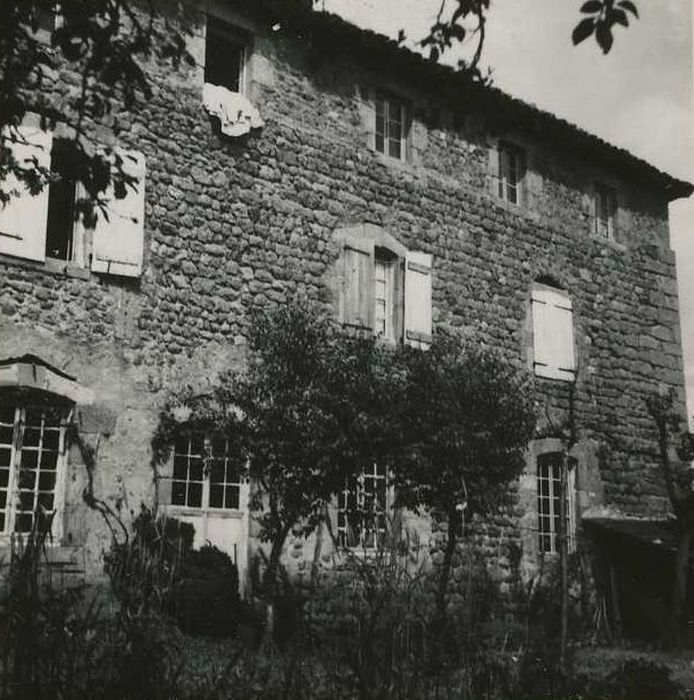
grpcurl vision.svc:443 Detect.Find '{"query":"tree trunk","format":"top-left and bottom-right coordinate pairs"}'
top-left (436, 506), bottom-right (459, 625)
top-left (670, 524), bottom-right (692, 647)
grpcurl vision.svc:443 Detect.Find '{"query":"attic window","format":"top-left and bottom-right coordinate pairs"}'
top-left (204, 17), bottom-right (247, 94)
top-left (374, 92), bottom-right (409, 161)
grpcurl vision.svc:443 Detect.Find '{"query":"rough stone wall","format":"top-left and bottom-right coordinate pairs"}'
top-left (0, 3), bottom-right (686, 585)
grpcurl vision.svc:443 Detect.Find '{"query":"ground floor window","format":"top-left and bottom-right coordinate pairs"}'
top-left (537, 452), bottom-right (576, 555)
top-left (171, 434), bottom-right (242, 511)
top-left (337, 463), bottom-right (389, 549)
top-left (0, 404), bottom-right (68, 535)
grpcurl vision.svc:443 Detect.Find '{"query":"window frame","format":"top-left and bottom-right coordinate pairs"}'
top-left (498, 142), bottom-right (525, 205)
top-left (336, 462), bottom-right (392, 552)
top-left (373, 91), bottom-right (410, 162)
top-left (0, 402), bottom-right (70, 542)
top-left (594, 182), bottom-right (617, 240)
top-left (536, 452), bottom-right (576, 556)
top-left (334, 224), bottom-right (432, 348)
top-left (167, 432), bottom-right (246, 515)
top-left (204, 15), bottom-right (249, 96)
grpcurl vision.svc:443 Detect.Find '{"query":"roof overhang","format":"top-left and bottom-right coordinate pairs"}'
top-left (0, 355), bottom-right (94, 405)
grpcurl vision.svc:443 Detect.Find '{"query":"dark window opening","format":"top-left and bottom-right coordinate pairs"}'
top-left (45, 145), bottom-right (76, 261)
top-left (204, 18), bottom-right (246, 93)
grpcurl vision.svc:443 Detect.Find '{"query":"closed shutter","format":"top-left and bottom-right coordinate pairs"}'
top-left (342, 239), bottom-right (374, 330)
top-left (0, 127), bottom-right (52, 262)
top-left (91, 150), bottom-right (146, 277)
top-left (404, 251), bottom-right (432, 348)
top-left (532, 286), bottom-right (575, 380)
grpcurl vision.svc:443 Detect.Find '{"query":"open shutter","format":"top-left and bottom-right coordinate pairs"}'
top-left (532, 286), bottom-right (575, 380)
top-left (0, 127), bottom-right (52, 262)
top-left (404, 251), bottom-right (432, 348)
top-left (91, 150), bottom-right (146, 277)
top-left (342, 239), bottom-right (374, 331)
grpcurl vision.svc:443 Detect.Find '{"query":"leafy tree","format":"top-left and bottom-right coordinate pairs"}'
top-left (215, 299), bottom-right (397, 592)
top-left (393, 333), bottom-right (536, 621)
top-left (0, 0), bottom-right (192, 218)
top-left (646, 388), bottom-right (694, 645)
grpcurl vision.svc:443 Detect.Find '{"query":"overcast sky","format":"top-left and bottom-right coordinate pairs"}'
top-left (326, 0), bottom-right (694, 415)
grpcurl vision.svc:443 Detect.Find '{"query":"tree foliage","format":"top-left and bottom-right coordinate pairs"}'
top-left (394, 334), bottom-right (536, 519)
top-left (0, 0), bottom-right (192, 217)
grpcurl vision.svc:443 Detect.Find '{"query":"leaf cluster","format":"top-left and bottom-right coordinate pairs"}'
top-left (572, 0), bottom-right (638, 54)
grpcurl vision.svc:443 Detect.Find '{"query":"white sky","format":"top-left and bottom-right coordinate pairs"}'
top-left (326, 0), bottom-right (694, 416)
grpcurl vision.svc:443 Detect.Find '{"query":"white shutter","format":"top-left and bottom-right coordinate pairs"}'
top-left (0, 127), bottom-right (52, 262)
top-left (342, 239), bottom-right (374, 330)
top-left (532, 286), bottom-right (575, 381)
top-left (404, 250), bottom-right (432, 348)
top-left (91, 150), bottom-right (146, 277)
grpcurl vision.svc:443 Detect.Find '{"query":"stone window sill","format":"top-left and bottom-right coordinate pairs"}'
top-left (0, 253), bottom-right (90, 280)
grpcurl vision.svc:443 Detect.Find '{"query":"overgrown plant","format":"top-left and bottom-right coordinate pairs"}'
top-left (393, 334), bottom-right (536, 627)
top-left (646, 387), bottom-right (694, 646)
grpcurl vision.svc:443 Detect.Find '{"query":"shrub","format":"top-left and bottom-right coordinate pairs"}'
top-left (172, 544), bottom-right (245, 637)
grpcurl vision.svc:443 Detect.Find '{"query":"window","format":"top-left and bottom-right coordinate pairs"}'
top-left (45, 140), bottom-right (79, 262)
top-left (594, 183), bottom-right (616, 239)
top-left (374, 249), bottom-right (397, 342)
top-left (537, 452), bottom-right (576, 555)
top-left (0, 403), bottom-right (68, 536)
top-left (337, 225), bottom-right (432, 348)
top-left (337, 463), bottom-right (388, 549)
top-left (171, 434), bottom-right (242, 511)
top-left (0, 125), bottom-right (147, 277)
top-left (498, 143), bottom-right (525, 204)
top-left (531, 281), bottom-right (575, 381)
top-left (374, 92), bottom-right (409, 160)
top-left (204, 16), bottom-right (247, 94)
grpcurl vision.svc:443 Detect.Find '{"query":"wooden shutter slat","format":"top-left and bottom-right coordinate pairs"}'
top-left (91, 150), bottom-right (146, 277)
top-left (0, 127), bottom-right (52, 262)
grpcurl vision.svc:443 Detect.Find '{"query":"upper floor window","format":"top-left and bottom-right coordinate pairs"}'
top-left (204, 17), bottom-right (247, 95)
top-left (594, 183), bottom-right (616, 239)
top-left (498, 143), bottom-right (525, 205)
top-left (374, 92), bottom-right (410, 161)
top-left (169, 434), bottom-right (242, 512)
top-left (337, 225), bottom-right (432, 348)
top-left (0, 126), bottom-right (147, 278)
top-left (537, 452), bottom-right (576, 555)
top-left (531, 281), bottom-right (575, 382)
top-left (337, 463), bottom-right (389, 550)
top-left (0, 403), bottom-right (69, 536)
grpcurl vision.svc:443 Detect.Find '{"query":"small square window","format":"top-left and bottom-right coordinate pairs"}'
top-left (204, 17), bottom-right (247, 94)
top-left (374, 92), bottom-right (409, 161)
top-left (594, 183), bottom-right (616, 239)
top-left (498, 143), bottom-right (525, 204)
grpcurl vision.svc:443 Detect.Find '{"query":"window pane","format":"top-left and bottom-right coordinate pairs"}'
top-left (19, 469), bottom-right (36, 489)
top-left (15, 513), bottom-right (33, 533)
top-left (0, 425), bottom-right (13, 445)
top-left (0, 406), bottom-right (15, 424)
top-left (45, 166), bottom-right (76, 261)
top-left (188, 458), bottom-right (203, 482)
top-left (0, 469), bottom-right (9, 488)
top-left (0, 448), bottom-right (11, 467)
top-left (39, 471), bottom-right (56, 491)
top-left (23, 428), bottom-right (41, 447)
top-left (171, 481), bottom-right (186, 506)
top-left (42, 429), bottom-right (60, 451)
top-left (21, 450), bottom-right (38, 470)
top-left (225, 485), bottom-right (240, 509)
top-left (209, 484), bottom-right (224, 508)
top-left (187, 482), bottom-right (203, 508)
top-left (41, 451), bottom-right (58, 471)
top-left (173, 455), bottom-right (188, 481)
top-left (38, 492), bottom-right (54, 511)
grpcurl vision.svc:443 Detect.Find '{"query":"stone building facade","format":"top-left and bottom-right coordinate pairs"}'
top-left (0, 0), bottom-right (691, 590)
